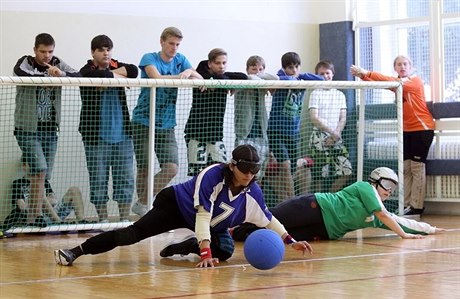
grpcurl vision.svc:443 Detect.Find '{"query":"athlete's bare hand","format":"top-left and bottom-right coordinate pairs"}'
top-left (292, 241), bottom-right (313, 255)
top-left (402, 233), bottom-right (425, 239)
top-left (196, 257), bottom-right (219, 268)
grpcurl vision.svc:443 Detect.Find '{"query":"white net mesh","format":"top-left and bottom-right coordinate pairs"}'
top-left (0, 77), bottom-right (402, 233)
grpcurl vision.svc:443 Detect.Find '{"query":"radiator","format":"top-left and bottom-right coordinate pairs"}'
top-left (426, 141), bottom-right (460, 198)
top-left (366, 140), bottom-right (460, 198)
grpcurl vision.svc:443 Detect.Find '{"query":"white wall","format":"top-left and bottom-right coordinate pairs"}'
top-left (0, 0), bottom-right (351, 220)
top-left (0, 0), bottom-right (353, 74)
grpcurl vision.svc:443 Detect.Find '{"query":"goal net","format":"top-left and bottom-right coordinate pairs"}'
top-left (0, 76), bottom-right (402, 234)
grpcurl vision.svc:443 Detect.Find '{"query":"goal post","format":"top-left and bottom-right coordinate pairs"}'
top-left (0, 76), bottom-right (402, 234)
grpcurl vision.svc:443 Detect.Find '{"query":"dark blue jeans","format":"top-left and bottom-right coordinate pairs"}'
top-left (83, 138), bottom-right (135, 205)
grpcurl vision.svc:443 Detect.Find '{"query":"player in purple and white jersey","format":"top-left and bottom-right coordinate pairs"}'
top-left (54, 144), bottom-right (313, 268)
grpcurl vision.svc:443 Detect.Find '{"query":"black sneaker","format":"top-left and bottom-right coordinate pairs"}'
top-left (404, 207), bottom-right (425, 215)
top-left (160, 235), bottom-right (199, 257)
top-left (403, 207), bottom-right (425, 218)
top-left (54, 249), bottom-right (76, 266)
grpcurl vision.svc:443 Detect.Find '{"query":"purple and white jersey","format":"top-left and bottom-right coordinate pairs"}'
top-left (173, 163), bottom-right (272, 232)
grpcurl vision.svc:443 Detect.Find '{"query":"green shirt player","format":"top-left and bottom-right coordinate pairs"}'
top-left (232, 167), bottom-right (445, 241)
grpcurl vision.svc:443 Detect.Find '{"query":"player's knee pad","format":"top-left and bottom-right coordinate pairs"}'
top-left (115, 226), bottom-right (138, 246)
top-left (211, 231), bottom-right (235, 261)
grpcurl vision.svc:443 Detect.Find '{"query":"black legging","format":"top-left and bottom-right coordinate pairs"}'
top-left (82, 186), bottom-right (188, 254)
top-left (232, 193), bottom-right (330, 241)
top-left (81, 186), bottom-right (234, 260)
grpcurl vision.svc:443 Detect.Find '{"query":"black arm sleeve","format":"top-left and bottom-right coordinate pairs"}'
top-left (225, 72), bottom-right (248, 80)
top-left (13, 56), bottom-right (44, 77)
top-left (80, 61), bottom-right (114, 78)
top-left (118, 63), bottom-right (139, 79)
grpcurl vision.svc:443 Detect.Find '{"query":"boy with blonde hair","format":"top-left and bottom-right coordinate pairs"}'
top-left (184, 48), bottom-right (247, 176)
top-left (234, 55), bottom-right (278, 177)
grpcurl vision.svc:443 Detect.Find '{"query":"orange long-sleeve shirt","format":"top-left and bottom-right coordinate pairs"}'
top-left (362, 72), bottom-right (435, 132)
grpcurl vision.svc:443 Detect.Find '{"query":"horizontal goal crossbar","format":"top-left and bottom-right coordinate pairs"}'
top-left (0, 76), bottom-right (401, 89)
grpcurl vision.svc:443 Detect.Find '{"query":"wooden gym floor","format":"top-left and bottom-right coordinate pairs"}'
top-left (1, 215), bottom-right (459, 299)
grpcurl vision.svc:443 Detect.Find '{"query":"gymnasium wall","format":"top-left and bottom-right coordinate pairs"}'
top-left (0, 1), bottom-right (352, 220)
top-left (0, 1), bottom-right (351, 76)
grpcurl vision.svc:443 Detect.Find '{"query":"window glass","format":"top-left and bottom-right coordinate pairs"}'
top-left (444, 21), bottom-right (460, 102)
top-left (443, 0), bottom-right (460, 13)
top-left (356, 0), bottom-right (460, 103)
top-left (356, 0), bottom-right (429, 22)
top-left (358, 24), bottom-right (431, 104)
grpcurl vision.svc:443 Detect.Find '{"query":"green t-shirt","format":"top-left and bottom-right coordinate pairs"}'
top-left (315, 181), bottom-right (384, 239)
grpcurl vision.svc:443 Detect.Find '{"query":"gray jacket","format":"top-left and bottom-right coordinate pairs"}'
top-left (13, 55), bottom-right (79, 132)
top-left (234, 73), bottom-right (278, 142)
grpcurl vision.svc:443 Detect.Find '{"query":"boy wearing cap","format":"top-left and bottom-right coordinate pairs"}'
top-left (55, 145), bottom-right (313, 268)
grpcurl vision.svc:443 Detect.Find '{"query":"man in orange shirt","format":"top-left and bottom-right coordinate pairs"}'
top-left (351, 55), bottom-right (435, 217)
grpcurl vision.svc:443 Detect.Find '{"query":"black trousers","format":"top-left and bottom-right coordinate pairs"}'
top-left (232, 193), bottom-right (329, 241)
top-left (81, 186), bottom-right (234, 260)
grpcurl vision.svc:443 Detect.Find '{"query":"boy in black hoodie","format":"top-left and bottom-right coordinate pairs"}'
top-left (184, 48), bottom-right (247, 176)
top-left (79, 35), bottom-right (138, 222)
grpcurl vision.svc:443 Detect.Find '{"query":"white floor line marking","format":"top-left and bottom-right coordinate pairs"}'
top-left (2, 246), bottom-right (459, 286)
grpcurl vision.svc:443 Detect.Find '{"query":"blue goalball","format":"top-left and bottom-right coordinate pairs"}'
top-left (243, 229), bottom-right (285, 270)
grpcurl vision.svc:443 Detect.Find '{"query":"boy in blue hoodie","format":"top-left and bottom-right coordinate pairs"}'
top-left (267, 52), bottom-right (323, 201)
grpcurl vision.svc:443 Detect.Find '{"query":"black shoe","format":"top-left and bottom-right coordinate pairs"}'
top-left (404, 207), bottom-right (425, 215)
top-left (160, 235), bottom-right (199, 258)
top-left (403, 207), bottom-right (425, 218)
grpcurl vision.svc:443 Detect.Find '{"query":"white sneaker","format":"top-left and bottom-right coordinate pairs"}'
top-left (131, 201), bottom-right (148, 217)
